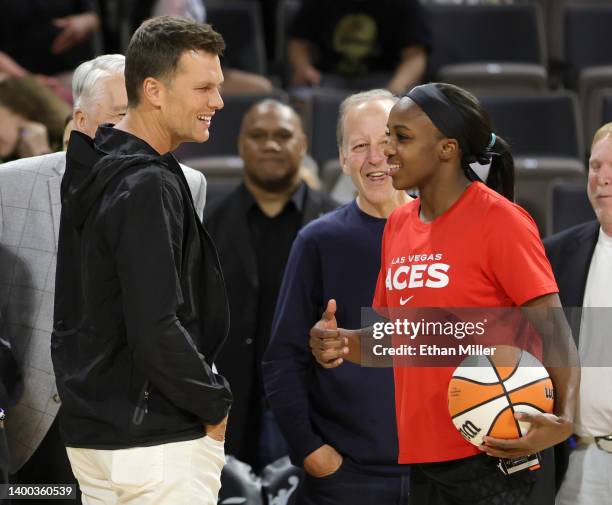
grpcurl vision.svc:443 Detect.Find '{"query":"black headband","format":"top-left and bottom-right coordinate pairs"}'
top-left (405, 83), bottom-right (469, 154)
top-left (405, 83), bottom-right (498, 168)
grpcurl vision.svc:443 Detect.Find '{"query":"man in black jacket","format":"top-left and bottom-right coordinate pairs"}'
top-left (52, 16), bottom-right (232, 505)
top-left (544, 122), bottom-right (612, 504)
top-left (205, 99), bottom-right (337, 471)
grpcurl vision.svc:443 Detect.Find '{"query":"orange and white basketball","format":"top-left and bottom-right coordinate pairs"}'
top-left (448, 346), bottom-right (554, 446)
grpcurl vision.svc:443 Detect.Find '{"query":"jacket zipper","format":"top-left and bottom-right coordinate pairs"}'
top-left (131, 380), bottom-right (151, 425)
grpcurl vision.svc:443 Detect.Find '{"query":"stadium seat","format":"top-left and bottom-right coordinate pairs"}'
top-left (564, 3), bottom-right (612, 73)
top-left (479, 92), bottom-right (584, 163)
top-left (580, 70), bottom-right (612, 144)
top-left (515, 163), bottom-right (586, 238)
top-left (438, 63), bottom-right (547, 97)
top-left (306, 90), bottom-right (351, 168)
top-left (602, 93), bottom-right (612, 123)
top-left (565, 3), bottom-right (612, 142)
top-left (478, 92), bottom-right (586, 234)
top-left (207, 1), bottom-right (268, 75)
top-left (548, 181), bottom-right (596, 235)
top-left (426, 3), bottom-right (548, 96)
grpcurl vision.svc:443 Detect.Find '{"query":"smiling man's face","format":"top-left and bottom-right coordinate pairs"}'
top-left (161, 49), bottom-right (224, 145)
top-left (340, 98), bottom-right (399, 210)
top-left (238, 102), bottom-right (306, 193)
top-left (588, 135), bottom-right (612, 229)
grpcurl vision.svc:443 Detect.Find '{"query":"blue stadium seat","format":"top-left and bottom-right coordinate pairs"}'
top-left (566, 3), bottom-right (612, 142)
top-left (306, 90), bottom-right (350, 168)
top-left (427, 3), bottom-right (548, 95)
top-left (565, 3), bottom-right (612, 72)
top-left (478, 92), bottom-right (586, 234)
top-left (602, 93), bottom-right (612, 124)
top-left (480, 92), bottom-right (583, 161)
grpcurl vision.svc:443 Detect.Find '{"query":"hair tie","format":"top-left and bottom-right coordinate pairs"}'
top-left (487, 133), bottom-right (497, 151)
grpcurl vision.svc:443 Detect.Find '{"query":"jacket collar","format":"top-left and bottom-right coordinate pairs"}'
top-left (93, 125), bottom-right (187, 180)
top-left (94, 124), bottom-right (161, 158)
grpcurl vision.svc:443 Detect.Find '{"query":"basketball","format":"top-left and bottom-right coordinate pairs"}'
top-left (447, 346), bottom-right (554, 447)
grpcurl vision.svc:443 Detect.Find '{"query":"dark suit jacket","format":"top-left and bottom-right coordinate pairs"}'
top-left (543, 219), bottom-right (599, 492)
top-left (204, 182), bottom-right (338, 460)
top-left (544, 220), bottom-right (600, 344)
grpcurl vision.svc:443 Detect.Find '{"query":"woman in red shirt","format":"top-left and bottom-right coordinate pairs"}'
top-left (309, 83), bottom-right (579, 504)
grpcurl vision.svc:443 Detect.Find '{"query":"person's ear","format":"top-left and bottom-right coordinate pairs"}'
top-left (142, 77), bottom-right (165, 108)
top-left (439, 138), bottom-right (459, 161)
top-left (339, 148), bottom-right (351, 176)
top-left (73, 108), bottom-right (87, 134)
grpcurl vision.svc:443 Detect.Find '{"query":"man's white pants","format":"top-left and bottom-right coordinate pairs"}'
top-left (66, 436), bottom-right (225, 505)
top-left (556, 442), bottom-right (612, 505)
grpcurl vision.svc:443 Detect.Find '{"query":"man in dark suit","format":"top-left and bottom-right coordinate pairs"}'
top-left (544, 122), bottom-right (612, 505)
top-left (205, 99), bottom-right (337, 471)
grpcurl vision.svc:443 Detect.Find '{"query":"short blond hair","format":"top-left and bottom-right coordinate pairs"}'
top-left (592, 122), bottom-right (612, 148)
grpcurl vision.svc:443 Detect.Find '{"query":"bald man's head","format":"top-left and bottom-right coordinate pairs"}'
top-left (238, 100), bottom-right (307, 192)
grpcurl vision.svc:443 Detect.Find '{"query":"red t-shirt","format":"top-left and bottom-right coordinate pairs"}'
top-left (372, 182), bottom-right (558, 464)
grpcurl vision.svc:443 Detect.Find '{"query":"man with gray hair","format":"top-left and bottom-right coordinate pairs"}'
top-left (0, 53), bottom-right (206, 498)
top-left (263, 89), bottom-right (412, 504)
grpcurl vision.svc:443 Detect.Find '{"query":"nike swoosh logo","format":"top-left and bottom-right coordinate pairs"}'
top-left (399, 295), bottom-right (414, 306)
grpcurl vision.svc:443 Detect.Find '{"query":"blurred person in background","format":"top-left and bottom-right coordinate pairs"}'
top-left (0, 75), bottom-right (71, 161)
top-left (288, 0), bottom-right (431, 95)
top-left (205, 99), bottom-right (337, 471)
top-left (129, 0), bottom-right (274, 94)
top-left (263, 90), bottom-right (413, 505)
top-left (0, 0), bottom-right (99, 79)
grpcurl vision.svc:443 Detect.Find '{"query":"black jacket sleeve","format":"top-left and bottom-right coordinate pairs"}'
top-left (108, 167), bottom-right (231, 425)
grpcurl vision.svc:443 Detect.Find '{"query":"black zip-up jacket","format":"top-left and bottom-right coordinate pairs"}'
top-left (52, 126), bottom-right (232, 449)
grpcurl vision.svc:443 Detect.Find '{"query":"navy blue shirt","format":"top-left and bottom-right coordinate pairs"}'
top-left (263, 201), bottom-right (408, 475)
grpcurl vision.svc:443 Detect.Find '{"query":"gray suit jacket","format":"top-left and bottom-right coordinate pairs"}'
top-left (0, 151), bottom-right (206, 472)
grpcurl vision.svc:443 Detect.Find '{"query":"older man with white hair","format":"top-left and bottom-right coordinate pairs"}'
top-left (0, 54), bottom-right (206, 497)
top-left (545, 122), bottom-right (612, 505)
